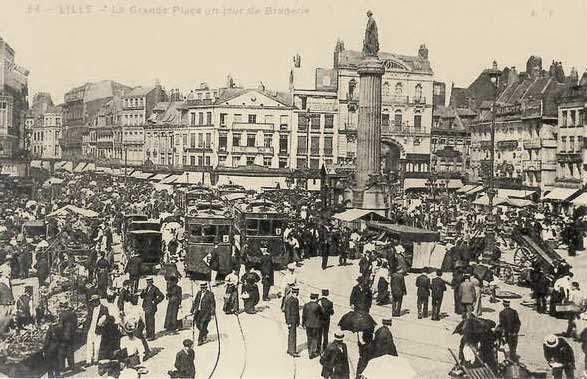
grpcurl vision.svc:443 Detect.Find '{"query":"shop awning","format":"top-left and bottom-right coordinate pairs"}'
top-left (333, 209), bottom-right (389, 223)
top-left (150, 173), bottom-right (171, 182)
top-left (30, 160), bottom-right (42, 168)
top-left (571, 193), bottom-right (587, 206)
top-left (173, 172), bottom-right (202, 185)
top-left (73, 162), bottom-right (86, 173)
top-left (111, 168), bottom-right (121, 176)
top-left (542, 187), bottom-right (582, 202)
top-left (403, 178), bottom-right (428, 190)
top-left (497, 189), bottom-right (535, 199)
top-left (56, 161), bottom-right (73, 172)
top-left (464, 185), bottom-right (484, 195)
top-left (473, 195), bottom-right (508, 206)
top-left (456, 184), bottom-right (478, 193)
top-left (447, 179), bottom-right (464, 189)
top-left (160, 174), bottom-right (179, 184)
top-left (83, 163), bottom-right (96, 172)
top-left (507, 198), bottom-right (534, 208)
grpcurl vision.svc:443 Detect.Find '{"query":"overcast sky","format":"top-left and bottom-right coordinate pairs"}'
top-left (1, 0), bottom-right (586, 103)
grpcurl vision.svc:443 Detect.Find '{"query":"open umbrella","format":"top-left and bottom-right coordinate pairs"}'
top-left (338, 310), bottom-right (376, 333)
top-left (361, 355), bottom-right (417, 379)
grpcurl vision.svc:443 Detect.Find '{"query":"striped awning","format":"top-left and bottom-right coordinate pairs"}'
top-left (542, 187), bottom-right (582, 202)
top-left (403, 178), bottom-right (428, 190)
top-left (73, 162), bottom-right (86, 173)
top-left (447, 179), bottom-right (463, 189)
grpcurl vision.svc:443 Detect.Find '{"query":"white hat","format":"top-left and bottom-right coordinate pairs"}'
top-left (287, 263), bottom-right (295, 270)
top-left (543, 335), bottom-right (558, 348)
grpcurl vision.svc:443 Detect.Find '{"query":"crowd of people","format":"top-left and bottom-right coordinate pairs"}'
top-left (0, 171), bottom-right (586, 378)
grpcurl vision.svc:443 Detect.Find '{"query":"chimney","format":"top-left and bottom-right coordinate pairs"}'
top-left (509, 66), bottom-right (519, 85)
top-left (418, 44), bottom-right (429, 60)
top-left (492, 60), bottom-right (498, 70)
top-left (569, 67), bottom-right (579, 85)
top-left (333, 38), bottom-right (345, 68)
top-left (258, 81), bottom-right (265, 92)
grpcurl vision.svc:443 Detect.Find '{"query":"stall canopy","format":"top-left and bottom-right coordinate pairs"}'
top-left (47, 205), bottom-right (99, 218)
top-left (456, 184), bottom-right (478, 193)
top-left (447, 179), bottom-right (464, 189)
top-left (150, 173), bottom-right (172, 182)
top-left (173, 172), bottom-right (204, 185)
top-left (333, 209), bottom-right (388, 223)
top-left (73, 162), bottom-right (87, 173)
top-left (463, 185), bottom-right (484, 196)
top-left (30, 160), bottom-right (42, 168)
top-left (368, 222), bottom-right (440, 242)
top-left (111, 168), bottom-right (121, 176)
top-left (222, 192), bottom-right (248, 203)
top-left (55, 161), bottom-right (73, 172)
top-left (473, 195), bottom-right (508, 206)
top-left (497, 189), bottom-right (535, 199)
top-left (507, 198), bottom-right (534, 208)
top-left (82, 162), bottom-right (96, 172)
top-left (571, 193), bottom-right (587, 206)
top-left (160, 175), bottom-right (179, 184)
top-left (542, 187), bottom-right (582, 202)
top-left (403, 178), bottom-right (428, 190)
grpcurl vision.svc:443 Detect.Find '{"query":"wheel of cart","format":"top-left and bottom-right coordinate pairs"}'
top-left (513, 246), bottom-right (536, 268)
top-left (495, 263), bottom-right (516, 285)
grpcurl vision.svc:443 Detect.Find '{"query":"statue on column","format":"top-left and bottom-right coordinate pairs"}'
top-left (362, 10), bottom-right (379, 57)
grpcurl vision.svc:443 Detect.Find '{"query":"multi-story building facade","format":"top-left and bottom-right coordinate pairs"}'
top-left (431, 105), bottom-right (475, 175)
top-left (555, 72), bottom-right (587, 188)
top-left (30, 106), bottom-right (62, 159)
top-left (61, 80), bottom-right (130, 160)
top-left (145, 96), bottom-right (187, 168)
top-left (469, 58), bottom-right (571, 192)
top-left (310, 41), bottom-right (435, 184)
top-left (0, 36), bottom-right (29, 161)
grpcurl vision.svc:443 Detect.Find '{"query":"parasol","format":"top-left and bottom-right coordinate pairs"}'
top-left (338, 310), bottom-right (376, 333)
top-left (25, 200), bottom-right (37, 209)
top-left (360, 355), bottom-right (417, 379)
top-left (453, 317), bottom-right (496, 341)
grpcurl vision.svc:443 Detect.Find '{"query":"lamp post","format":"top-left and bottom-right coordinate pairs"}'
top-left (485, 62), bottom-right (501, 261)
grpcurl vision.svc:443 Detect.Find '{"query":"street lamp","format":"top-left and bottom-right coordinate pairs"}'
top-left (484, 61), bottom-right (501, 262)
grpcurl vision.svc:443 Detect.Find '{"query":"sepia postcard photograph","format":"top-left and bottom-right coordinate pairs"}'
top-left (0, 0), bottom-right (586, 377)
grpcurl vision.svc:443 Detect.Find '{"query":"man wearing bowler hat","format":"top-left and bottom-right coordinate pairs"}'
top-left (191, 282), bottom-right (215, 346)
top-left (140, 277), bottom-right (164, 340)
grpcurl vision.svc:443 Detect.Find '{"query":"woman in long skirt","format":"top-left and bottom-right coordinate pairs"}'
top-left (241, 266), bottom-right (260, 314)
top-left (223, 268), bottom-right (239, 314)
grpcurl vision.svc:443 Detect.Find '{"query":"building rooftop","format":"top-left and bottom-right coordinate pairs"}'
top-left (337, 50), bottom-right (433, 74)
top-left (124, 86), bottom-right (155, 98)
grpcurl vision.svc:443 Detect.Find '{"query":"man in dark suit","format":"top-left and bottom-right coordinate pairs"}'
top-left (302, 293), bottom-right (323, 359)
top-left (117, 280), bottom-right (134, 312)
top-left (320, 331), bottom-right (350, 379)
top-left (350, 277), bottom-right (373, 313)
top-left (140, 277), bottom-right (165, 340)
top-left (259, 245), bottom-right (274, 301)
top-left (320, 227), bottom-right (329, 270)
top-left (390, 272), bottom-right (407, 317)
top-left (284, 287), bottom-right (300, 357)
top-left (431, 270), bottom-right (448, 321)
top-left (317, 289), bottom-right (334, 353)
top-left (415, 271), bottom-right (430, 319)
top-left (498, 300), bottom-right (521, 362)
top-left (126, 251), bottom-right (143, 293)
top-left (174, 339), bottom-right (196, 378)
top-left (59, 299), bottom-right (78, 373)
top-left (44, 318), bottom-right (64, 378)
top-left (190, 282), bottom-right (216, 346)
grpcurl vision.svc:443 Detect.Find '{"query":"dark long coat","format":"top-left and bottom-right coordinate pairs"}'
top-left (259, 254), bottom-right (275, 286)
top-left (350, 284), bottom-right (372, 313)
top-left (165, 284), bottom-right (183, 330)
top-left (175, 348), bottom-right (196, 378)
top-left (372, 325), bottom-right (398, 357)
top-left (320, 341), bottom-right (350, 379)
top-left (190, 290), bottom-right (215, 323)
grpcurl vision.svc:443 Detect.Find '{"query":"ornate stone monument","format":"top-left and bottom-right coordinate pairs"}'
top-left (352, 11), bottom-right (388, 213)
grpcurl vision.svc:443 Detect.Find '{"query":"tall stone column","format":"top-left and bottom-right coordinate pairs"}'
top-left (353, 56), bottom-right (385, 209)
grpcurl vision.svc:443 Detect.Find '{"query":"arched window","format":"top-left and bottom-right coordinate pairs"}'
top-left (348, 79), bottom-right (357, 99)
top-left (413, 109), bottom-right (422, 128)
top-left (383, 82), bottom-right (390, 97)
top-left (415, 84), bottom-right (423, 100)
top-left (395, 83), bottom-right (403, 96)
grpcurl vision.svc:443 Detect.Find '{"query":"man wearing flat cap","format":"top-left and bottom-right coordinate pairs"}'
top-left (174, 339), bottom-right (196, 378)
top-left (318, 289), bottom-right (334, 353)
top-left (302, 293), bottom-right (323, 359)
top-left (191, 282), bottom-right (215, 346)
top-left (320, 331), bottom-right (350, 379)
top-left (140, 277), bottom-right (165, 340)
top-left (497, 299), bottom-right (521, 362)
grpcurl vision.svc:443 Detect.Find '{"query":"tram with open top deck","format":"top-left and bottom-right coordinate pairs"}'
top-left (233, 199), bottom-right (288, 267)
top-left (176, 185), bottom-right (215, 214)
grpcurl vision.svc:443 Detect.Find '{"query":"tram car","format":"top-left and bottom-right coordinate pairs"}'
top-left (123, 230), bottom-right (163, 274)
top-left (233, 199), bottom-right (288, 267)
top-left (183, 201), bottom-right (234, 281)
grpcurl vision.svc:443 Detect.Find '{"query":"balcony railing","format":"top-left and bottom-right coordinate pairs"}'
top-left (232, 146), bottom-right (274, 154)
top-left (232, 122), bottom-right (275, 131)
top-left (523, 138), bottom-right (541, 149)
top-left (382, 96), bottom-right (427, 105)
top-left (522, 160), bottom-right (541, 171)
